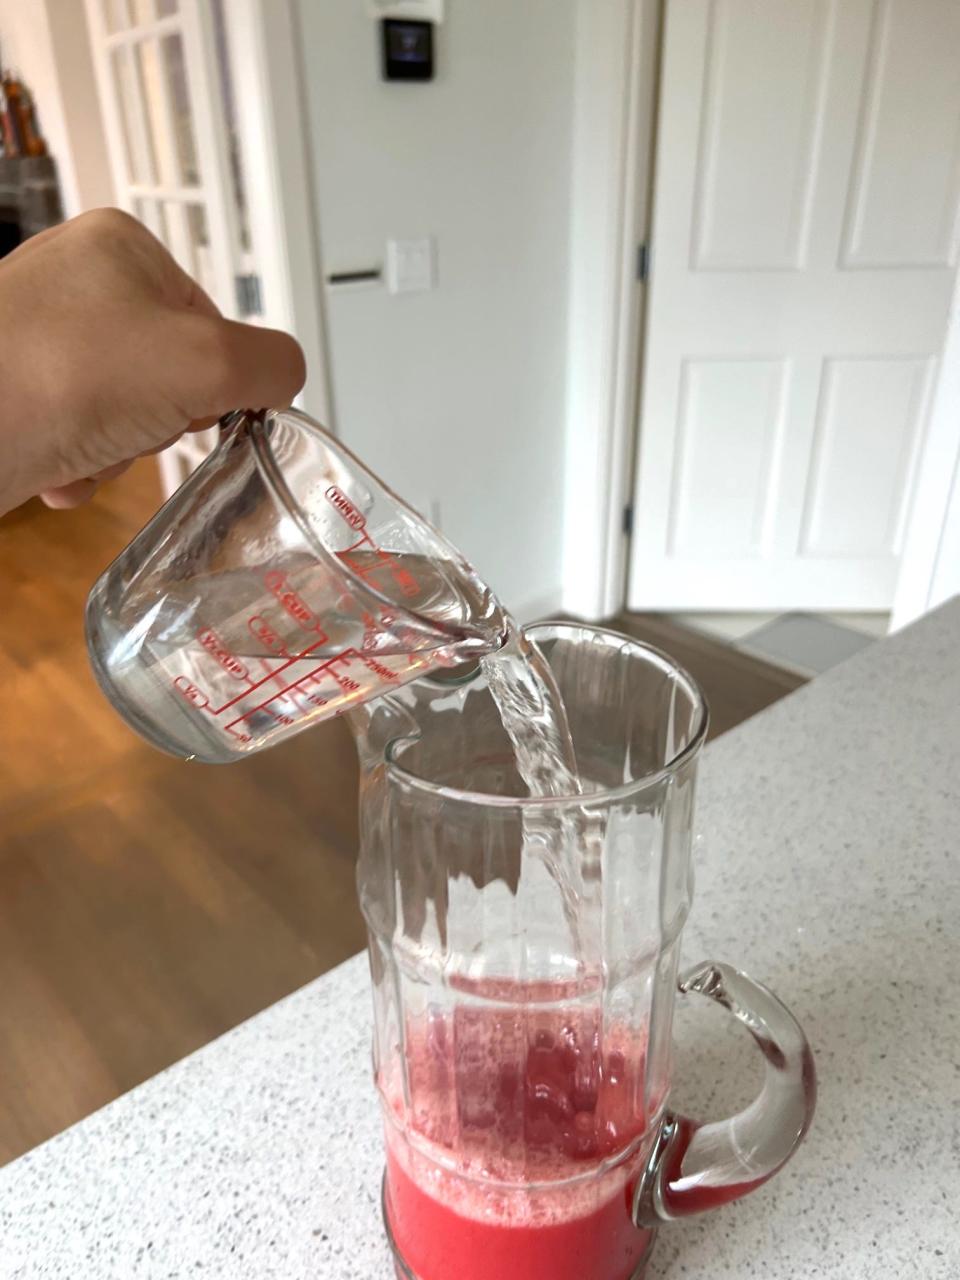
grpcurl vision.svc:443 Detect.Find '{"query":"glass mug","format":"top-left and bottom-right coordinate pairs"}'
top-left (85, 408), bottom-right (507, 763)
top-left (352, 623), bottom-right (816, 1280)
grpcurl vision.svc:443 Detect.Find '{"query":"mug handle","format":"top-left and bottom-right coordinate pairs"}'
top-left (634, 960), bottom-right (816, 1228)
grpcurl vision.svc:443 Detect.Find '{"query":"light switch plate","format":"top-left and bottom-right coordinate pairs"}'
top-left (386, 237), bottom-right (436, 294)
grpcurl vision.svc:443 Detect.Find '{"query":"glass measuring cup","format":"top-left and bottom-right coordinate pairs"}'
top-left (86, 408), bottom-right (508, 763)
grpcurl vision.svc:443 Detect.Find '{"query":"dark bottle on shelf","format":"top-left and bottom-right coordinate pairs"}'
top-left (3, 73), bottom-right (46, 158)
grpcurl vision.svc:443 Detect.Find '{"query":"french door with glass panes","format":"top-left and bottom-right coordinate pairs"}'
top-left (85, 0), bottom-right (260, 495)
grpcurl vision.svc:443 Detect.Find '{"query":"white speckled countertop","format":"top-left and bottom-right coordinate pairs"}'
top-left (2, 600), bottom-right (959, 1279)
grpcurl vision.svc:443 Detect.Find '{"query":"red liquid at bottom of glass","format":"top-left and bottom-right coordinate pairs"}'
top-left (381, 1004), bottom-right (657, 1280)
top-left (385, 1140), bottom-right (653, 1280)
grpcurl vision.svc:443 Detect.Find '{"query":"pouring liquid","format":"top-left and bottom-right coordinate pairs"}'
top-left (124, 535), bottom-right (599, 963)
top-left (480, 623), bottom-right (602, 964)
top-left (201, 562), bottom-right (598, 949)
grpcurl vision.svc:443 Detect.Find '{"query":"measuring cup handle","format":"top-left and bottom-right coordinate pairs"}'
top-left (633, 960), bottom-right (816, 1228)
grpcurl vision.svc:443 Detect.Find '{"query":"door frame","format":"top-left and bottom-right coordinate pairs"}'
top-left (224, 0), bottom-right (333, 427)
top-left (891, 267), bottom-right (960, 629)
top-left (561, 0), bottom-right (663, 620)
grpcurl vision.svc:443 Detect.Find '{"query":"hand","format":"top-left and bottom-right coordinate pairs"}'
top-left (0, 208), bottom-right (305, 516)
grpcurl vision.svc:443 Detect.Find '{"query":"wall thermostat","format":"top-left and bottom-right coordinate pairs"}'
top-left (368, 0), bottom-right (444, 22)
top-left (381, 18), bottom-right (434, 81)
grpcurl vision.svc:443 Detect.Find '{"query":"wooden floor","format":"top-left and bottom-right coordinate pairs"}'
top-left (0, 467), bottom-right (805, 1165)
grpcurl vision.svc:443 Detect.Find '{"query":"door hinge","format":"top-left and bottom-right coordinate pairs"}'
top-left (235, 273), bottom-right (263, 317)
top-left (622, 504), bottom-right (634, 536)
top-left (636, 242), bottom-right (649, 282)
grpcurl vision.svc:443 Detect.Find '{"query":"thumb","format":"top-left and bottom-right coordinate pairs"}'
top-left (176, 315), bottom-right (307, 420)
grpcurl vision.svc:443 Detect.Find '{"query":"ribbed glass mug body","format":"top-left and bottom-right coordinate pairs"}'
top-left (356, 623), bottom-right (706, 1280)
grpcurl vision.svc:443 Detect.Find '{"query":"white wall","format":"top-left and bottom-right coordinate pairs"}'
top-left (295, 0), bottom-right (576, 619)
top-left (0, 0), bottom-right (113, 218)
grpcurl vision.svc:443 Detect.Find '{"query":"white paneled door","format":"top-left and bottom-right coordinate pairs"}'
top-left (628, 0), bottom-right (960, 611)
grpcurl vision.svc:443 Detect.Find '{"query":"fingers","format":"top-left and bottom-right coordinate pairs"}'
top-left (40, 422), bottom-right (219, 514)
top-left (184, 279), bottom-right (221, 321)
top-left (40, 460), bottom-right (133, 509)
top-left (140, 434), bottom-right (190, 457)
top-left (216, 319), bottom-right (307, 410)
top-left (94, 460), bottom-right (134, 482)
top-left (186, 414), bottom-right (221, 433)
top-left (176, 315), bottom-right (307, 420)
top-left (40, 477), bottom-right (100, 508)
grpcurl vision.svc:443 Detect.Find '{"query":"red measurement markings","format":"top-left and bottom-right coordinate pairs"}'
top-left (197, 626), bottom-right (251, 683)
top-left (260, 704), bottom-right (297, 727)
top-left (338, 529), bottom-right (420, 600)
top-left (186, 572), bottom-right (329, 720)
top-left (299, 684), bottom-right (330, 710)
top-left (248, 613), bottom-right (314, 698)
top-left (223, 648), bottom-right (372, 736)
top-left (256, 577), bottom-right (332, 714)
top-left (295, 660), bottom-right (361, 713)
top-left (173, 675), bottom-right (210, 711)
top-left (202, 634), bottom-right (328, 716)
top-left (247, 614), bottom-right (291, 658)
top-left (247, 614), bottom-right (310, 704)
top-left (264, 570), bottom-right (330, 636)
top-left (324, 485), bottom-right (420, 601)
top-left (360, 610), bottom-right (380, 652)
top-left (355, 651), bottom-right (400, 683)
top-left (325, 485), bottom-right (365, 530)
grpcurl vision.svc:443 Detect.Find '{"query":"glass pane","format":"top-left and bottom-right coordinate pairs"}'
top-left (130, 0), bottom-right (155, 23)
top-left (156, 0), bottom-right (178, 14)
top-left (186, 203), bottom-right (217, 299)
top-left (161, 200), bottom-right (194, 275)
top-left (161, 34), bottom-right (200, 186)
top-left (130, 43), bottom-right (158, 183)
top-left (111, 46), bottom-right (155, 184)
top-left (134, 197), bottom-right (169, 245)
top-left (211, 0), bottom-right (251, 252)
top-left (136, 39), bottom-right (177, 186)
top-left (110, 50), bottom-right (135, 176)
top-left (104, 0), bottom-right (132, 33)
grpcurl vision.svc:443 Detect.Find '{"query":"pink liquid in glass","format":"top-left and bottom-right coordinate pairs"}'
top-left (382, 995), bottom-right (658, 1280)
